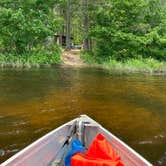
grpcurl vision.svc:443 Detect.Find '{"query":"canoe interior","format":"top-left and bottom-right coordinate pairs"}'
top-left (1, 115), bottom-right (152, 166)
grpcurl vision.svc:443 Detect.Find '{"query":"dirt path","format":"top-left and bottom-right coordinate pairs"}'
top-left (62, 49), bottom-right (85, 66)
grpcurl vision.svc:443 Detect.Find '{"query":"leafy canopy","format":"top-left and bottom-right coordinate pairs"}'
top-left (0, 0), bottom-right (63, 54)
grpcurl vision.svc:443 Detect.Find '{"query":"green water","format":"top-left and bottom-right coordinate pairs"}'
top-left (0, 66), bottom-right (166, 165)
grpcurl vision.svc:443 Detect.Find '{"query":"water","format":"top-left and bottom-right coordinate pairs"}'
top-left (0, 66), bottom-right (166, 165)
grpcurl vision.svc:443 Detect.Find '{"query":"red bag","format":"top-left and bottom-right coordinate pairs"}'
top-left (71, 134), bottom-right (124, 166)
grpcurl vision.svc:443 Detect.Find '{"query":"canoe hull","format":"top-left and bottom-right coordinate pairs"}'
top-left (1, 115), bottom-right (152, 166)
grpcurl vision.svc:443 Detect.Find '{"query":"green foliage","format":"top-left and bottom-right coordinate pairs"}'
top-left (89, 0), bottom-right (166, 62)
top-left (0, 45), bottom-right (62, 68)
top-left (1, 0), bottom-right (166, 67)
top-left (0, 0), bottom-right (63, 55)
top-left (104, 57), bottom-right (166, 73)
top-left (80, 51), bottom-right (166, 73)
top-left (80, 51), bottom-right (97, 64)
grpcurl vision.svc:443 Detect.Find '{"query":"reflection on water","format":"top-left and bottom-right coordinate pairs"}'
top-left (0, 66), bottom-right (166, 165)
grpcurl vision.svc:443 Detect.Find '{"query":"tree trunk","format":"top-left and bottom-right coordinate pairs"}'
top-left (66, 0), bottom-right (71, 50)
top-left (82, 0), bottom-right (89, 50)
top-left (59, 8), bottom-right (64, 46)
top-left (89, 38), bottom-right (93, 52)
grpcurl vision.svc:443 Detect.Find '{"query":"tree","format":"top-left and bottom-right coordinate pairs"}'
top-left (82, 0), bottom-right (89, 50)
top-left (66, 0), bottom-right (71, 50)
top-left (88, 0), bottom-right (166, 61)
top-left (0, 0), bottom-right (62, 54)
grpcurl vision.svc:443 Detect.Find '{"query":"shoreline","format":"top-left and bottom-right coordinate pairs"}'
top-left (101, 65), bottom-right (166, 75)
top-left (1, 51), bottom-right (166, 75)
top-left (1, 62), bottom-right (166, 76)
top-left (80, 52), bottom-right (166, 75)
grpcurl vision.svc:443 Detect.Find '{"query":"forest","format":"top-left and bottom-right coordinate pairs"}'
top-left (0, 0), bottom-right (166, 69)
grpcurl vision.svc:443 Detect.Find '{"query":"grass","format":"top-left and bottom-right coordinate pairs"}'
top-left (80, 51), bottom-right (98, 64)
top-left (81, 52), bottom-right (166, 74)
top-left (0, 49), bottom-right (62, 68)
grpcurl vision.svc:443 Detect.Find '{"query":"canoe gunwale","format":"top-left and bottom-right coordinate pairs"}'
top-left (81, 115), bottom-right (153, 166)
top-left (1, 119), bottom-right (75, 166)
top-left (99, 125), bottom-right (153, 166)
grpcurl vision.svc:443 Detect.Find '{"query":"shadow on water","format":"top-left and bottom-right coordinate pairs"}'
top-left (0, 66), bottom-right (166, 165)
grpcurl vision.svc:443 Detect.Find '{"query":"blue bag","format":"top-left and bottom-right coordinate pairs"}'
top-left (65, 140), bottom-right (85, 166)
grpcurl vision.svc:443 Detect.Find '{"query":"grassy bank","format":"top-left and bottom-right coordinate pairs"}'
top-left (81, 52), bottom-right (166, 74)
top-left (0, 49), bottom-right (62, 68)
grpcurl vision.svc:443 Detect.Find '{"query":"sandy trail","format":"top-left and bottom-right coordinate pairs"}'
top-left (62, 49), bottom-right (85, 66)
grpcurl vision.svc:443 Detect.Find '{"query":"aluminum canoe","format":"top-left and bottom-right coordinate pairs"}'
top-left (1, 115), bottom-right (153, 166)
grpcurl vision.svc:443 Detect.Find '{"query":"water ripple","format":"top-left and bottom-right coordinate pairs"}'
top-left (157, 152), bottom-right (166, 165)
top-left (0, 149), bottom-right (5, 156)
top-left (0, 130), bottom-right (26, 136)
top-left (138, 141), bottom-right (153, 145)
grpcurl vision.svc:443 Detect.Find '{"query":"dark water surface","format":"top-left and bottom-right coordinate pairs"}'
top-left (0, 66), bottom-right (166, 165)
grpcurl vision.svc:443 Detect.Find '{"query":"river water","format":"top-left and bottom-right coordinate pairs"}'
top-left (0, 66), bottom-right (166, 165)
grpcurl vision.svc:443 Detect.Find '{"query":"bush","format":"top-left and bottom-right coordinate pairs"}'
top-left (102, 57), bottom-right (166, 73)
top-left (80, 51), bottom-right (97, 64)
top-left (0, 46), bottom-right (62, 68)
